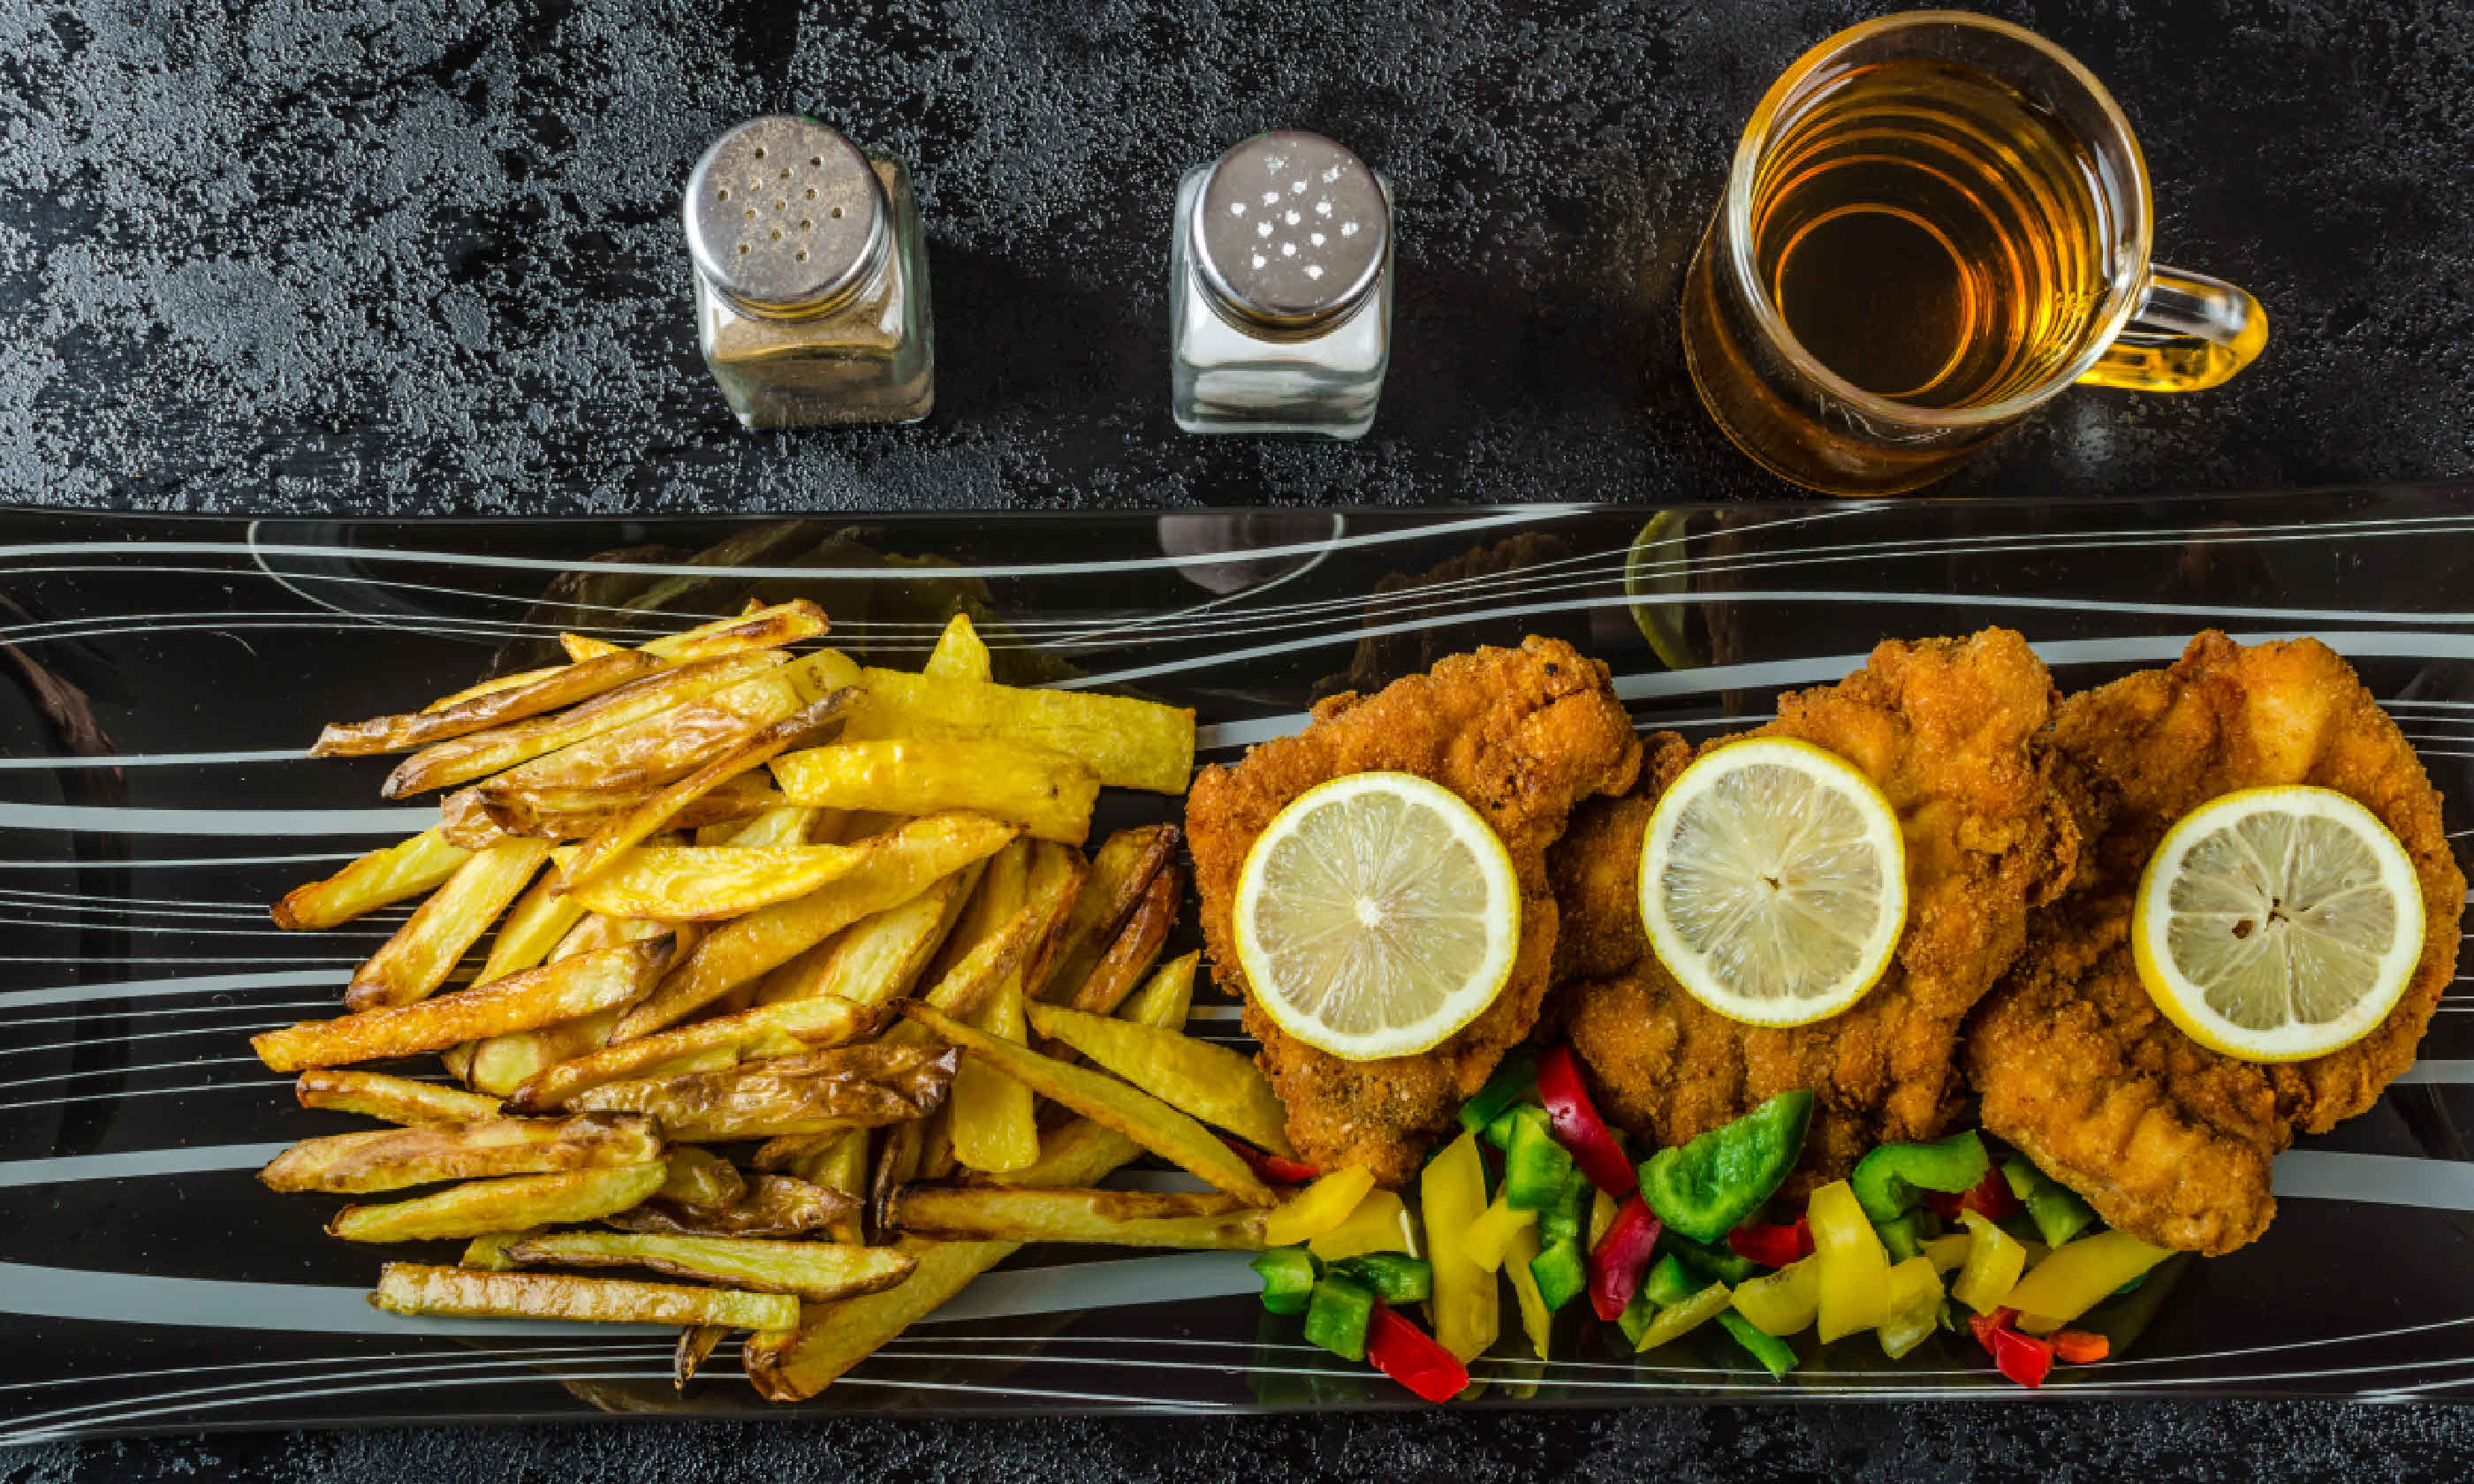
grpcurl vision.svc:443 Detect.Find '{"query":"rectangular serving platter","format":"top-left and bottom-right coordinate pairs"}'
top-left (1, 484), bottom-right (2470, 1440)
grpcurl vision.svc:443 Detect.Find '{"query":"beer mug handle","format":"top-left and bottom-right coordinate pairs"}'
top-left (2077, 265), bottom-right (2269, 393)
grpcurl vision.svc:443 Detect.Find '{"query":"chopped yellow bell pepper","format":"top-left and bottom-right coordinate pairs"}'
top-left (1501, 1223), bottom-right (1554, 1361)
top-left (1876, 1255), bottom-right (1944, 1359)
top-left (1952, 1209), bottom-right (2028, 1314)
top-left (1921, 1232), bottom-right (1972, 1274)
top-left (1461, 1194), bottom-right (1538, 1273)
top-left (1809, 1178), bottom-right (1890, 1342)
top-left (1588, 1187), bottom-right (1620, 1250)
top-left (1730, 1253), bottom-right (1821, 1336)
top-left (1304, 1186), bottom-right (1418, 1262)
top-left (1261, 1166), bottom-right (1377, 1248)
top-left (1420, 1129), bottom-right (1498, 1364)
top-left (2004, 1229), bottom-right (2171, 1334)
top-left (1633, 1282), bottom-right (1733, 1352)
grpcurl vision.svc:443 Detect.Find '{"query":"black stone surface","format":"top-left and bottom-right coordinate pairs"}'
top-left (4, 0), bottom-right (2473, 1475)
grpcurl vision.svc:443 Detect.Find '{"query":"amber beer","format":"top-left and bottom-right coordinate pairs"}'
top-left (1681, 12), bottom-right (2267, 496)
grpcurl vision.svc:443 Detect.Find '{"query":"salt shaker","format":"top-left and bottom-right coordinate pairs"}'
top-left (1170, 131), bottom-right (1393, 438)
top-left (685, 115), bottom-right (934, 430)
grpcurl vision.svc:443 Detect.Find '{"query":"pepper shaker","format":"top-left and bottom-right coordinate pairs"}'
top-left (685, 115), bottom-right (934, 430)
top-left (1169, 130), bottom-right (1393, 438)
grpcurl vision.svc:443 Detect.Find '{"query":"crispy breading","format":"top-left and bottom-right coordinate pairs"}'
top-left (1187, 637), bottom-right (1642, 1185)
top-left (1555, 628), bottom-right (2086, 1189)
top-left (1965, 632), bottom-right (2464, 1254)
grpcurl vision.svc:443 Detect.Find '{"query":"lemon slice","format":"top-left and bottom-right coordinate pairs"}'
top-left (1233, 772), bottom-right (1522, 1061)
top-left (1638, 738), bottom-right (1907, 1026)
top-left (1622, 511), bottom-right (1702, 671)
top-left (2131, 785), bottom-right (2425, 1063)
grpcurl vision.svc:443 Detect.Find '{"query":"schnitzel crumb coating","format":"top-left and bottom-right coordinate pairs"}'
top-left (1553, 628), bottom-right (2089, 1191)
top-left (1187, 637), bottom-right (1642, 1185)
top-left (1965, 632), bottom-right (2464, 1255)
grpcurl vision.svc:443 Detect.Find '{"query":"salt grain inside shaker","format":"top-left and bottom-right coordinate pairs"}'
top-left (1170, 131), bottom-right (1393, 438)
top-left (686, 115), bottom-right (934, 430)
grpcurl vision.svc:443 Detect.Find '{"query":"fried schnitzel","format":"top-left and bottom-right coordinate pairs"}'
top-left (1965, 632), bottom-right (2464, 1255)
top-left (1552, 628), bottom-right (2088, 1189)
top-left (1187, 637), bottom-right (1641, 1185)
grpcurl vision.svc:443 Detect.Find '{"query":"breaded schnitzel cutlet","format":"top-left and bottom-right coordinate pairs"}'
top-left (1965, 632), bottom-right (2464, 1255)
top-left (1552, 628), bottom-right (2088, 1189)
top-left (1187, 637), bottom-right (1641, 1185)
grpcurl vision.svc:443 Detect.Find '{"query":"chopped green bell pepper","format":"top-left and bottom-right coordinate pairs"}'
top-left (2001, 1155), bottom-right (2098, 1249)
top-left (1718, 1310), bottom-right (1799, 1378)
top-left (1537, 1166), bottom-right (1594, 1250)
top-left (1876, 1212), bottom-right (1924, 1263)
top-left (1529, 1238), bottom-right (1589, 1313)
top-left (1251, 1246), bottom-right (1319, 1315)
top-left (1332, 1252), bottom-right (1433, 1306)
top-left (1642, 1253), bottom-right (1698, 1309)
top-left (1501, 1106), bottom-right (1577, 1209)
top-left (1658, 1227), bottom-right (1762, 1286)
top-left (1302, 1275), bottom-right (1375, 1362)
top-left (1849, 1130), bottom-right (1989, 1224)
top-left (1637, 1090), bottom-right (1813, 1243)
top-left (1459, 1053), bottom-right (1538, 1135)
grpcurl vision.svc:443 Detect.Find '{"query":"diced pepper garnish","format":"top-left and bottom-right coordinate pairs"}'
top-left (1302, 1275), bottom-right (1375, 1362)
top-left (1718, 1309), bottom-right (1799, 1378)
top-left (1457, 1053), bottom-right (1538, 1136)
top-left (1499, 1105), bottom-right (1577, 1211)
top-left (1850, 1130), bottom-right (1989, 1223)
top-left (1529, 1237), bottom-right (1589, 1313)
top-left (1964, 1306), bottom-right (2019, 1353)
top-left (1501, 1223), bottom-right (1554, 1362)
top-left (1921, 1231), bottom-right (1972, 1274)
top-left (1262, 1166), bottom-right (1378, 1248)
top-left (1304, 1185), bottom-right (1417, 1262)
top-left (2049, 1329), bottom-right (2110, 1364)
top-left (1332, 1252), bottom-right (1433, 1305)
top-left (1874, 1212), bottom-right (1924, 1263)
top-left (1952, 1210), bottom-right (2028, 1314)
top-left (2004, 1229), bottom-right (2172, 1334)
top-left (1217, 1134), bottom-right (1323, 1188)
top-left (1365, 1301), bottom-right (1468, 1402)
top-left (1419, 1130), bottom-right (1497, 1364)
top-left (1462, 1193), bottom-right (1539, 1274)
top-left (1986, 1321), bottom-right (2054, 1388)
top-left (1622, 1277), bottom-right (1733, 1352)
top-left (1636, 1090), bottom-right (1812, 1243)
top-left (1250, 1246), bottom-right (1318, 1315)
top-left (1730, 1253), bottom-right (1821, 1336)
top-left (1536, 1166), bottom-right (1594, 1251)
top-left (1727, 1214), bottom-right (1813, 1269)
top-left (1587, 1187), bottom-right (1620, 1251)
top-left (2000, 1155), bottom-right (2098, 1250)
top-left (1876, 1254), bottom-right (1944, 1360)
top-left (1586, 1195), bottom-right (1663, 1321)
top-left (1642, 1253), bottom-right (1699, 1310)
top-left (1924, 1166), bottom-right (2022, 1222)
top-left (1808, 1178), bottom-right (1890, 1342)
top-left (1537, 1046), bottom-right (1637, 1198)
top-left (1661, 1227), bottom-right (1762, 1286)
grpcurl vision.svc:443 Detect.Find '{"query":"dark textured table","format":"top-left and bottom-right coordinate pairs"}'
top-left (6, 0), bottom-right (2474, 1476)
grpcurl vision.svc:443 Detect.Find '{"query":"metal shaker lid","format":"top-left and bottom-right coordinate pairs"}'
top-left (685, 115), bottom-right (889, 319)
top-left (1192, 130), bottom-right (1388, 333)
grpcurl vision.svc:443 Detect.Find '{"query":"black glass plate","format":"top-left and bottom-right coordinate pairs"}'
top-left (2, 487), bottom-right (2470, 1440)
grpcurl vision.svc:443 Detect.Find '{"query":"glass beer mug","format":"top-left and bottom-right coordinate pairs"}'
top-left (1681, 11), bottom-right (2268, 496)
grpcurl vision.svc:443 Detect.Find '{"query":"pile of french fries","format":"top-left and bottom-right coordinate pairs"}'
top-left (259, 601), bottom-right (1364, 1402)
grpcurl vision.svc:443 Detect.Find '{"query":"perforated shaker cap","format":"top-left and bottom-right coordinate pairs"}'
top-left (1193, 131), bottom-right (1388, 335)
top-left (685, 115), bottom-right (889, 320)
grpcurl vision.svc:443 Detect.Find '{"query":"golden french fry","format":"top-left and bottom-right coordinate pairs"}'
top-left (608, 1174), bottom-right (853, 1238)
top-left (567, 1043), bottom-right (960, 1141)
top-left (658, 1146), bottom-right (748, 1210)
top-left (704, 804), bottom-right (823, 849)
top-left (949, 844), bottom-right (1039, 1175)
top-left (752, 868), bottom-right (970, 1010)
top-left (479, 775), bottom-right (782, 842)
top-left (899, 1003), bottom-right (1273, 1205)
top-left (424, 664), bottom-right (574, 713)
top-left (331, 1163), bottom-right (667, 1243)
top-left (553, 844), bottom-right (873, 922)
top-left (842, 669), bottom-right (1195, 794)
top-left (559, 634), bottom-right (629, 662)
top-left (1028, 823), bottom-right (1175, 997)
top-left (924, 612), bottom-right (991, 681)
top-left (1062, 861), bottom-right (1179, 1019)
top-left (463, 909), bottom-right (671, 1093)
top-left (384, 649), bottom-right (790, 799)
top-left (436, 788), bottom-right (512, 851)
top-left (1024, 998), bottom-right (1293, 1157)
top-left (770, 738), bottom-right (1098, 846)
top-left (560, 689), bottom-right (858, 894)
top-left (272, 829), bottom-right (472, 932)
top-left (675, 1324), bottom-right (727, 1389)
top-left (1119, 951), bottom-right (1198, 1032)
top-left (293, 1069), bottom-right (504, 1125)
top-left (258, 1112), bottom-right (662, 1193)
top-left (791, 1129), bottom-right (870, 1245)
top-left (344, 839), bottom-right (554, 1011)
top-left (506, 1231), bottom-right (916, 1302)
top-left (372, 1261), bottom-right (797, 1330)
top-left (507, 995), bottom-right (883, 1112)
top-left (614, 811), bottom-right (1020, 1039)
top-left (478, 868), bottom-right (593, 983)
top-left (313, 652), bottom-right (663, 758)
top-left (890, 1185), bottom-right (1265, 1249)
top-left (255, 940), bottom-right (669, 1071)
top-left (457, 1226), bottom-right (546, 1271)
top-left (639, 599), bottom-right (829, 662)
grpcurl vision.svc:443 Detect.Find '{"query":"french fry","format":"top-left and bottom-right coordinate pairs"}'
top-left (558, 634), bottom-right (628, 662)
top-left (552, 844), bottom-right (873, 922)
top-left (639, 599), bottom-right (829, 662)
top-left (923, 612), bottom-right (991, 681)
top-left (436, 788), bottom-right (512, 851)
top-left (294, 1069), bottom-right (503, 1124)
top-left (608, 1174), bottom-right (853, 1238)
top-left (842, 669), bottom-right (1195, 794)
top-left (507, 995), bottom-right (884, 1111)
top-left (480, 775), bottom-right (782, 842)
top-left (791, 1129), bottom-right (870, 1245)
top-left (506, 1232), bottom-right (916, 1302)
top-left (948, 843), bottom-right (1039, 1174)
top-left (752, 867), bottom-right (971, 1010)
top-left (1028, 823), bottom-right (1176, 997)
top-left (614, 812), bottom-right (1020, 1040)
top-left (478, 867), bottom-right (594, 984)
top-left (1025, 998), bottom-right (1294, 1156)
top-left (899, 1003), bottom-right (1274, 1205)
top-left (704, 804), bottom-right (823, 849)
top-left (425, 664), bottom-right (576, 713)
top-left (1119, 950), bottom-right (1198, 1032)
top-left (255, 940), bottom-right (670, 1071)
top-left (330, 1162), bottom-right (668, 1243)
top-left (770, 738), bottom-right (1098, 845)
top-left (658, 1146), bottom-right (748, 1210)
top-left (460, 911), bottom-right (670, 1094)
top-left (313, 651), bottom-right (663, 758)
top-left (1062, 861), bottom-right (1180, 1019)
top-left (458, 1226), bottom-right (545, 1272)
top-left (890, 1185), bottom-right (1266, 1249)
top-left (559, 688), bottom-right (859, 895)
top-left (372, 1261), bottom-right (798, 1331)
top-left (258, 1112), bottom-right (663, 1193)
top-left (383, 649), bottom-right (791, 798)
top-left (272, 829), bottom-right (472, 932)
top-left (344, 838), bottom-right (554, 1011)
top-left (567, 1043), bottom-right (960, 1141)
top-left (675, 1325), bottom-right (727, 1389)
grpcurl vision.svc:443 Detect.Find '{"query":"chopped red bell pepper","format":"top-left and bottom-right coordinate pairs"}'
top-left (1925, 1168), bottom-right (2022, 1221)
top-left (1965, 1306), bottom-right (2020, 1354)
top-left (1537, 1046), bottom-right (1637, 1198)
top-left (2050, 1329), bottom-right (2110, 1364)
top-left (1365, 1301), bottom-right (1468, 1402)
top-left (1726, 1213), bottom-right (1813, 1268)
top-left (1988, 1325), bottom-right (2056, 1388)
top-left (1587, 1195), bottom-right (1664, 1321)
top-left (1216, 1134), bottom-right (1320, 1187)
